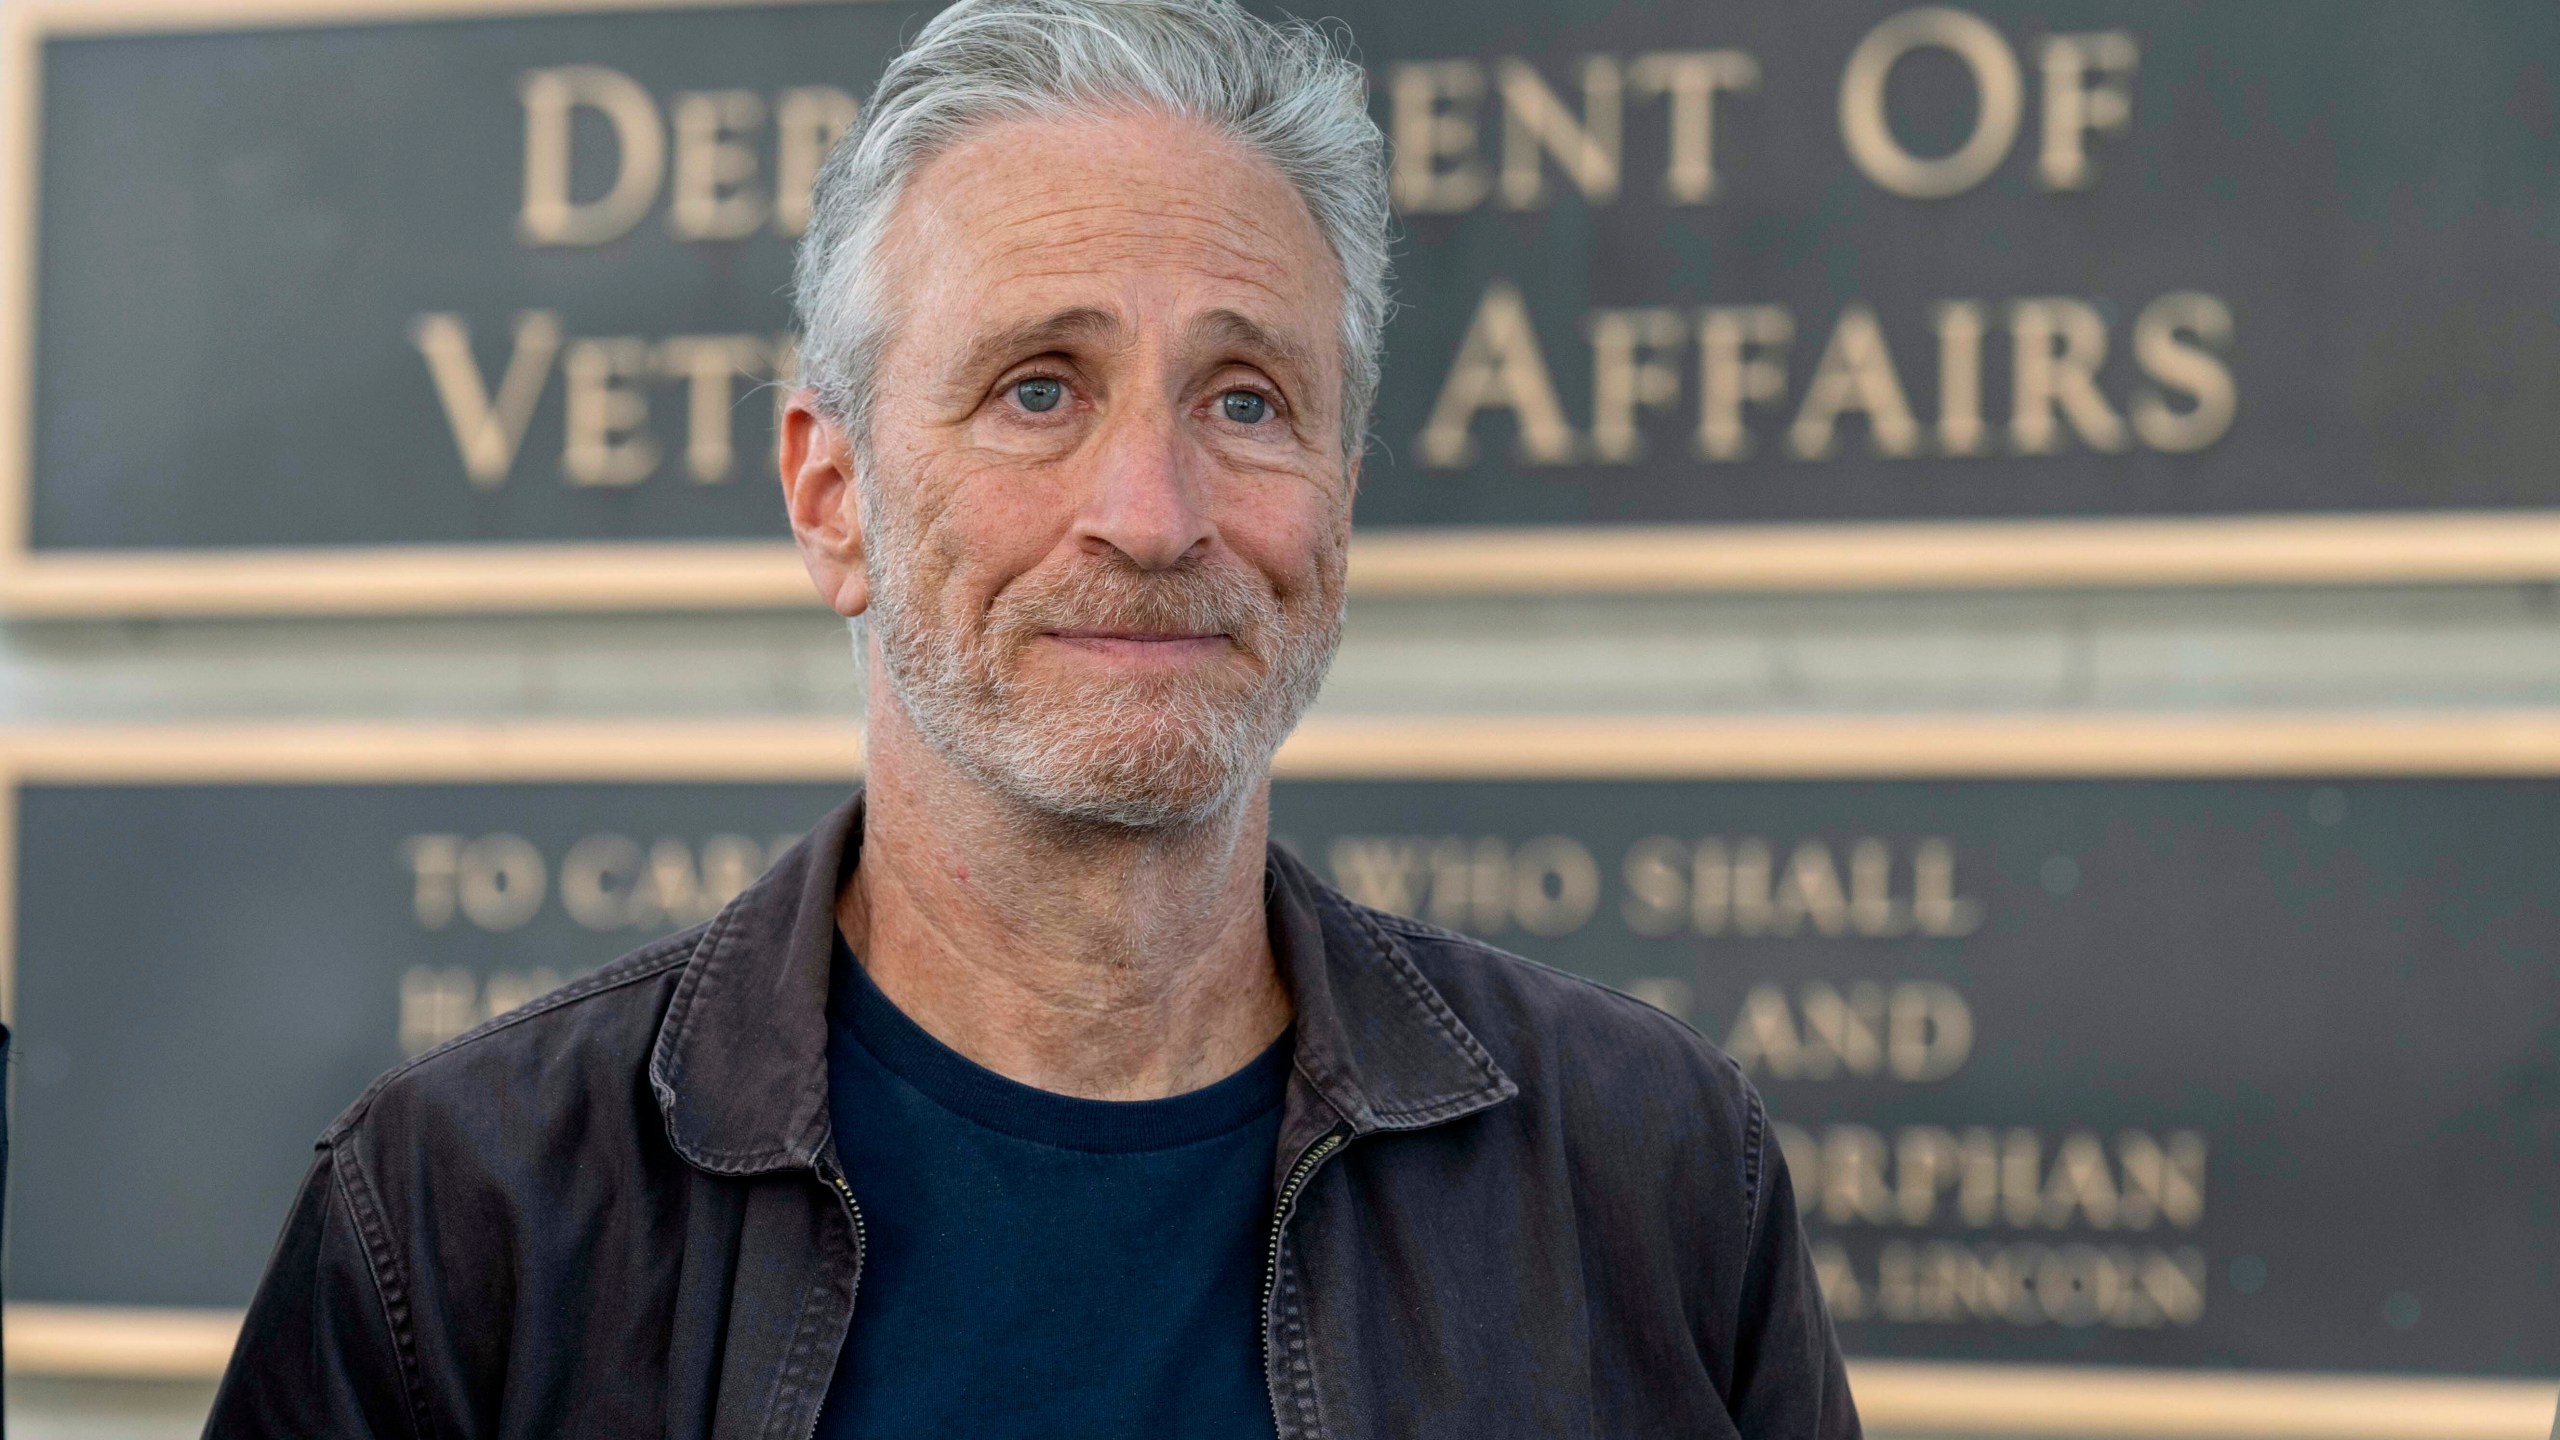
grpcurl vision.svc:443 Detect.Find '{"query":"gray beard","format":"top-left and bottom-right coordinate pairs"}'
top-left (853, 470), bottom-right (1343, 832)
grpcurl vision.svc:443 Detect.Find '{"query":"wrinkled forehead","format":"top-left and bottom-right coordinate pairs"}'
top-left (877, 108), bottom-right (1345, 380)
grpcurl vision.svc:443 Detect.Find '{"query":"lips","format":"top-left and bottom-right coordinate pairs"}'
top-left (1039, 631), bottom-right (1237, 666)
top-left (1044, 629), bottom-right (1229, 644)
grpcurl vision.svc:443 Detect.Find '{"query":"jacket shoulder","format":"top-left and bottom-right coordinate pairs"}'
top-left (320, 924), bottom-right (702, 1149)
top-left (1354, 903), bottom-right (1769, 1189)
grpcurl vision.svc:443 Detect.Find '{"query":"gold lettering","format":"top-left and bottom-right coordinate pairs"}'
top-left (2130, 291), bottom-right (2238, 452)
top-left (1848, 838), bottom-right (1910, 936)
top-left (2037, 1244), bottom-right (2123, 1326)
top-left (1811, 1241), bottom-right (1870, 1319)
top-left (1957, 1127), bottom-right (2002, 1226)
top-left (1389, 61), bottom-right (1490, 213)
top-left (1422, 839), bottom-right (1468, 930)
top-left (1822, 1125), bottom-right (1896, 1224)
top-left (1895, 1127), bottom-right (1963, 1224)
top-left (1691, 837), bottom-right (1732, 935)
top-left (561, 833), bottom-right (644, 931)
top-left (1730, 837), bottom-right (1775, 935)
top-left (1328, 837), bottom-right (1430, 915)
top-left (2041, 1132), bottom-right (2122, 1228)
top-left (1876, 1242), bottom-right (2211, 1326)
top-left (1725, 984), bottom-right (1804, 1079)
top-left (773, 87), bottom-right (859, 236)
top-left (1629, 50), bottom-right (1759, 202)
top-left (1773, 1121), bottom-right (1820, 1210)
top-left (2118, 1130), bottom-right (2208, 1229)
top-left (2036, 32), bottom-right (2139, 191)
top-left (700, 834), bottom-right (767, 908)
top-left (1878, 1239), bottom-right (1954, 1321)
top-left (1787, 305), bottom-right (1922, 459)
top-left (518, 65), bottom-right (665, 246)
top-left (655, 334), bottom-right (770, 481)
top-left (1467, 839), bottom-right (1509, 933)
top-left (411, 312), bottom-right (561, 487)
top-left (458, 833), bottom-right (545, 931)
top-left (1511, 835), bottom-right (1601, 937)
top-left (562, 337), bottom-right (661, 486)
top-left (1800, 981), bottom-right (1886, 1077)
top-left (668, 89), bottom-right (768, 241)
top-left (1887, 981), bottom-right (1973, 1081)
top-left (1839, 7), bottom-right (2024, 199)
top-left (399, 834), bottom-right (464, 929)
top-left (1773, 841), bottom-right (1854, 937)
top-left (2002, 1127), bottom-right (2043, 1227)
top-left (1423, 837), bottom-right (1507, 933)
top-left (628, 837), bottom-right (709, 927)
top-left (1621, 836), bottom-right (1689, 937)
top-left (1498, 56), bottom-right (1622, 207)
top-left (1913, 837), bottom-right (1982, 936)
top-left (1587, 307), bottom-right (1685, 461)
top-left (2141, 1248), bottom-right (2208, 1324)
top-left (1695, 305), bottom-right (1792, 461)
top-left (399, 967), bottom-right (478, 1056)
top-left (2009, 297), bottom-right (2128, 453)
top-left (1417, 282), bottom-right (1577, 465)
top-left (1931, 300), bottom-right (1989, 456)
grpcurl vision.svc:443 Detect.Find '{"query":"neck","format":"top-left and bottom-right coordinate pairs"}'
top-left (839, 691), bottom-right (1291, 1101)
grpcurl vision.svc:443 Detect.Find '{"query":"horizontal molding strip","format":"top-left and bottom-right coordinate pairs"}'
top-left (1846, 1359), bottom-right (2558, 1439)
top-left (16, 0), bottom-right (875, 38)
top-left (8, 1306), bottom-right (2552, 1437)
top-left (8, 712), bottom-right (2560, 783)
top-left (9, 511), bottom-right (2560, 617)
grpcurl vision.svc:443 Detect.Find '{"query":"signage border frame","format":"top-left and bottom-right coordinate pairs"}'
top-left (15, 0), bottom-right (2560, 612)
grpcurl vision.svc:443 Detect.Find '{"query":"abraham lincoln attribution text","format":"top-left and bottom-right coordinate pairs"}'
top-left (206, 2), bottom-right (1860, 1435)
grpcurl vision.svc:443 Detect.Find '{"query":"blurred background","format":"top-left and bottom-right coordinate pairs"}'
top-left (2, 0), bottom-right (2558, 1436)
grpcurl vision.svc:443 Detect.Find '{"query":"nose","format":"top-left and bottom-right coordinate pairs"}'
top-left (1071, 407), bottom-right (1214, 571)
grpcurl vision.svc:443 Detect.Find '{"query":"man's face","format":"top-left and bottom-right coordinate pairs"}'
top-left (850, 109), bottom-right (1354, 829)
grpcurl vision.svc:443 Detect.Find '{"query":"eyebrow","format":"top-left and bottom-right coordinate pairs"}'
top-left (948, 306), bottom-right (1124, 386)
top-left (1193, 308), bottom-right (1325, 390)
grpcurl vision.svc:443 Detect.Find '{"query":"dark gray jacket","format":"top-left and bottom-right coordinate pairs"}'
top-left (206, 793), bottom-right (1859, 1438)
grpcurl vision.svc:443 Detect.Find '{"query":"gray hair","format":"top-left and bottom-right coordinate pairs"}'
top-left (792, 0), bottom-right (1392, 458)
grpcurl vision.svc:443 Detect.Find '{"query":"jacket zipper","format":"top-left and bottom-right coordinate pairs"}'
top-left (807, 1158), bottom-right (867, 1440)
top-left (1259, 1126), bottom-right (1350, 1403)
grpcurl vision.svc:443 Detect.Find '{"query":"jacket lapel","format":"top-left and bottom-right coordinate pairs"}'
top-left (649, 793), bottom-right (860, 1176)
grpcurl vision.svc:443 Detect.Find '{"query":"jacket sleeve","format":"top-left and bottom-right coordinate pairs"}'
top-left (202, 1142), bottom-right (423, 1439)
top-left (1726, 1091), bottom-right (1863, 1439)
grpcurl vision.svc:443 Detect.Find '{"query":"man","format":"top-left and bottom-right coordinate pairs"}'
top-left (207, 0), bottom-right (1858, 1434)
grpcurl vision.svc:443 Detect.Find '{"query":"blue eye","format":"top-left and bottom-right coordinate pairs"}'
top-left (1221, 390), bottom-right (1270, 424)
top-left (1014, 377), bottom-right (1063, 413)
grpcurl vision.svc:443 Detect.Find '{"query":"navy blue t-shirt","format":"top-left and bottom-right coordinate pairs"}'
top-left (815, 934), bottom-right (1290, 1439)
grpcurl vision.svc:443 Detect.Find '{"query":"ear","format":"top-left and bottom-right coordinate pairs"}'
top-left (778, 392), bottom-right (871, 618)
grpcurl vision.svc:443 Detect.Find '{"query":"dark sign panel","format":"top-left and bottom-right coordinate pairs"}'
top-left (11, 745), bottom-right (2557, 1385)
top-left (7, 0), bottom-right (2560, 611)
top-left (1273, 776), bottom-right (2560, 1378)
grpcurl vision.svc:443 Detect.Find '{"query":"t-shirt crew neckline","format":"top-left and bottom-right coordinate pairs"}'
top-left (829, 931), bottom-right (1294, 1155)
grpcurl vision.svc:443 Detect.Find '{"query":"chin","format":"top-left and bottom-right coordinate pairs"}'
top-left (971, 695), bottom-right (1276, 832)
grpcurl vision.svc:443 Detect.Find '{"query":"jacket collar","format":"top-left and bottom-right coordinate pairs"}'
top-left (648, 789), bottom-right (1516, 1175)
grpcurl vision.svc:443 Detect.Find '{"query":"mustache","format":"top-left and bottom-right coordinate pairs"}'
top-left (985, 555), bottom-right (1283, 657)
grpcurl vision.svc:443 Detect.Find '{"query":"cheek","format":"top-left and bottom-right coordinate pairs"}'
top-left (1214, 470), bottom-right (1350, 594)
top-left (902, 455), bottom-right (1075, 610)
